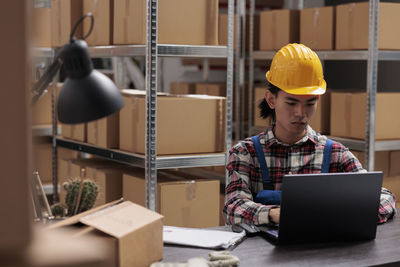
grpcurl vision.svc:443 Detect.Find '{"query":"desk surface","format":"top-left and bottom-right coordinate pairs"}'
top-left (163, 218), bottom-right (400, 266)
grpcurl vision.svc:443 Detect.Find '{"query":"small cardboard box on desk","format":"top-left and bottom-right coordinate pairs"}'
top-left (123, 169), bottom-right (220, 228)
top-left (48, 200), bottom-right (164, 267)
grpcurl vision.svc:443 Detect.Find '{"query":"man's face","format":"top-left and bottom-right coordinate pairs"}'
top-left (266, 90), bottom-right (318, 137)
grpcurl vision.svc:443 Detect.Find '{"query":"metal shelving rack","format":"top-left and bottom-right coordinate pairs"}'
top-left (43, 0), bottom-right (235, 210)
top-left (247, 0), bottom-right (400, 171)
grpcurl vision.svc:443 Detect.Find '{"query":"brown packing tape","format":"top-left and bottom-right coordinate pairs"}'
top-left (122, 0), bottom-right (130, 44)
top-left (52, 0), bottom-right (61, 46)
top-left (131, 97), bottom-right (140, 152)
top-left (94, 120), bottom-right (99, 145)
top-left (345, 93), bottom-right (352, 138)
top-left (348, 4), bottom-right (355, 49)
top-left (216, 99), bottom-right (226, 152)
top-left (206, 0), bottom-right (218, 45)
top-left (312, 9), bottom-right (319, 49)
top-left (272, 11), bottom-right (277, 49)
top-left (110, 0), bottom-right (114, 44)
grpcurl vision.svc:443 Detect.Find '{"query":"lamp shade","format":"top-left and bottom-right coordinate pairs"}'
top-left (57, 39), bottom-right (124, 124)
top-left (58, 70), bottom-right (124, 124)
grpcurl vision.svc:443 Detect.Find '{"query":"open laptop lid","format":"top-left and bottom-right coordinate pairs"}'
top-left (275, 172), bottom-right (383, 245)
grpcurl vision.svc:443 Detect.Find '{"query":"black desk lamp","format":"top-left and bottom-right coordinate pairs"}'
top-left (31, 13), bottom-right (124, 124)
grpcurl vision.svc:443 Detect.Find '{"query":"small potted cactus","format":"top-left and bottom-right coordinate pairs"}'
top-left (50, 178), bottom-right (99, 219)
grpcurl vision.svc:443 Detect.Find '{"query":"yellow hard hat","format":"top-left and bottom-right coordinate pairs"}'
top-left (266, 43), bottom-right (326, 95)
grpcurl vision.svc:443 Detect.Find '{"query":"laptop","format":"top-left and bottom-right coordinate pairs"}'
top-left (235, 172), bottom-right (383, 245)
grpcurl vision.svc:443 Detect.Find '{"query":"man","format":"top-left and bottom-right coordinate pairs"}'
top-left (224, 43), bottom-right (396, 225)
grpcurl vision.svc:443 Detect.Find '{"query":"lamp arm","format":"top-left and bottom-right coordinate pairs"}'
top-left (31, 53), bottom-right (63, 105)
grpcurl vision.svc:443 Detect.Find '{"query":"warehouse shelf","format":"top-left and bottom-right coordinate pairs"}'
top-left (56, 138), bottom-right (226, 169)
top-left (253, 50), bottom-right (400, 61)
top-left (328, 136), bottom-right (400, 152)
top-left (89, 44), bottom-right (228, 58)
top-left (32, 125), bottom-right (61, 137)
top-left (32, 47), bottom-right (57, 58)
top-left (45, 0), bottom-right (235, 209)
top-left (248, 0), bottom-right (384, 170)
top-left (35, 45), bottom-right (229, 59)
top-left (43, 183), bottom-right (60, 195)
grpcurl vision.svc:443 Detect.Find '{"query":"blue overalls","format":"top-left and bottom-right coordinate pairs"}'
top-left (251, 135), bottom-right (334, 205)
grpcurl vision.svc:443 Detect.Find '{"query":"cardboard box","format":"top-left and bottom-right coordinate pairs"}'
top-left (259, 9), bottom-right (299, 51)
top-left (48, 200), bottom-right (164, 267)
top-left (164, 167), bottom-right (226, 226)
top-left (170, 82), bottom-right (196, 95)
top-left (61, 123), bottom-right (87, 142)
top-left (32, 7), bottom-right (52, 47)
top-left (336, 2), bottom-right (400, 50)
top-left (32, 83), bottom-right (60, 125)
top-left (219, 0), bottom-right (283, 6)
top-left (351, 150), bottom-right (390, 177)
top-left (120, 90), bottom-right (226, 155)
top-left (390, 151), bottom-right (400, 177)
top-left (300, 6), bottom-right (335, 50)
top-left (33, 137), bottom-right (52, 184)
top-left (58, 158), bottom-right (123, 207)
top-left (219, 14), bottom-right (260, 50)
top-left (253, 86), bottom-right (271, 128)
top-left (195, 83), bottom-right (226, 96)
top-left (309, 90), bottom-right (331, 135)
top-left (123, 170), bottom-right (220, 228)
top-left (50, 0), bottom-right (72, 47)
top-left (32, 0), bottom-right (82, 47)
top-left (58, 158), bottom-right (86, 205)
top-left (87, 112), bottom-right (119, 149)
top-left (113, 0), bottom-right (218, 45)
top-left (330, 92), bottom-right (400, 140)
top-left (86, 166), bottom-right (122, 207)
top-left (84, 0), bottom-right (114, 46)
top-left (29, 227), bottom-right (112, 267)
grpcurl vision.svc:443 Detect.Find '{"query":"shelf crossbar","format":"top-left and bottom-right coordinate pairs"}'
top-left (253, 50), bottom-right (400, 61)
top-left (56, 138), bottom-right (226, 169)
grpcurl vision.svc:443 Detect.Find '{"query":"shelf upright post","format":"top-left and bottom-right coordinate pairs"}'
top-left (366, 0), bottom-right (379, 171)
top-left (234, 0), bottom-right (243, 139)
top-left (145, 0), bottom-right (159, 211)
top-left (51, 67), bottom-right (60, 203)
top-left (226, 0), bottom-right (235, 185)
top-left (248, 0), bottom-right (255, 136)
top-left (283, 0), bottom-right (303, 9)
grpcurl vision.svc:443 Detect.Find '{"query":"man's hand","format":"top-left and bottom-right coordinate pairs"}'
top-left (269, 207), bottom-right (280, 224)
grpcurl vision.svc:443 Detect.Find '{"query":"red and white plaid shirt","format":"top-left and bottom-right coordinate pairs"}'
top-left (224, 125), bottom-right (396, 225)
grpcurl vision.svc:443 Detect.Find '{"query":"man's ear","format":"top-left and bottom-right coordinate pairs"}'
top-left (265, 90), bottom-right (276, 109)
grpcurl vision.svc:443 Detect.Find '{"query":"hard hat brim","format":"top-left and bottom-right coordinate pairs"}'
top-left (280, 83), bottom-right (326, 95)
top-left (266, 71), bottom-right (326, 95)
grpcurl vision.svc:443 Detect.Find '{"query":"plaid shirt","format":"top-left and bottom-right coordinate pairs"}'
top-left (224, 125), bottom-right (396, 225)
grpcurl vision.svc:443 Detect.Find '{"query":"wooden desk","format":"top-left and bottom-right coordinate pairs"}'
top-left (163, 218), bottom-right (400, 266)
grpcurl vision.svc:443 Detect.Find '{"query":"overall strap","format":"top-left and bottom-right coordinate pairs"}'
top-left (322, 138), bottom-right (333, 173)
top-left (251, 135), bottom-right (273, 190)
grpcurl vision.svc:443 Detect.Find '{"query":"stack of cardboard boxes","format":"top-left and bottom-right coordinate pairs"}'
top-left (258, 2), bottom-right (400, 51)
top-left (33, 0), bottom-right (219, 47)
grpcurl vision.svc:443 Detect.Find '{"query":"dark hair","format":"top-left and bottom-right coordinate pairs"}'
top-left (258, 83), bottom-right (281, 121)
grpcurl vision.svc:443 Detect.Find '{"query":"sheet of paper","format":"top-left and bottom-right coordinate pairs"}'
top-left (163, 226), bottom-right (246, 249)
